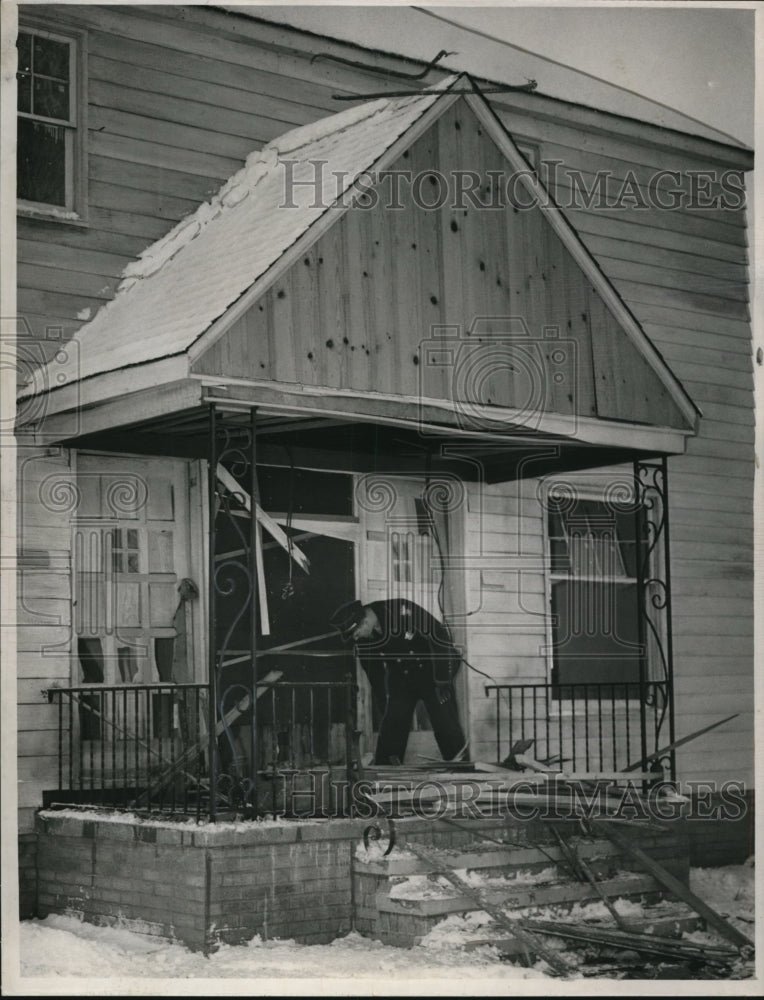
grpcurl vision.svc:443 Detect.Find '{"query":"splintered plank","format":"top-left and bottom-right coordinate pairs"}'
top-left (596, 823), bottom-right (754, 951)
top-left (521, 918), bottom-right (740, 966)
top-left (401, 840), bottom-right (573, 976)
top-left (378, 872), bottom-right (660, 917)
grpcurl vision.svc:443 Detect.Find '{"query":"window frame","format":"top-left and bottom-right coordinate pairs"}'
top-left (542, 478), bottom-right (644, 709)
top-left (16, 19), bottom-right (88, 223)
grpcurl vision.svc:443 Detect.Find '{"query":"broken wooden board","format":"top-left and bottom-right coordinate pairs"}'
top-left (474, 759), bottom-right (661, 783)
top-left (522, 918), bottom-right (739, 966)
top-left (595, 822), bottom-right (755, 951)
top-left (401, 839), bottom-right (573, 976)
top-left (132, 669), bottom-right (282, 808)
top-left (216, 462), bottom-right (309, 572)
top-left (623, 714), bottom-right (739, 773)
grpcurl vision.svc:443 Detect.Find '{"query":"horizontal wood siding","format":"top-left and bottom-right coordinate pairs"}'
top-left (195, 100), bottom-right (689, 430)
top-left (462, 109), bottom-right (753, 786)
top-left (18, 2), bottom-right (377, 347)
top-left (16, 448), bottom-right (75, 834)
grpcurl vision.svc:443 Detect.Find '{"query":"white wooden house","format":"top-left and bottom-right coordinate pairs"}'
top-left (12, 4), bottom-right (754, 935)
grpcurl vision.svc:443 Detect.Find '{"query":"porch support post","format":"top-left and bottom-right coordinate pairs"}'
top-left (207, 410), bottom-right (258, 818)
top-left (249, 408), bottom-right (258, 812)
top-left (633, 457), bottom-right (677, 783)
top-left (661, 456), bottom-right (677, 779)
top-left (633, 461), bottom-right (649, 782)
top-left (207, 403), bottom-right (219, 821)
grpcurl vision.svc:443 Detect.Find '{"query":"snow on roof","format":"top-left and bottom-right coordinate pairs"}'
top-left (27, 77), bottom-right (458, 395)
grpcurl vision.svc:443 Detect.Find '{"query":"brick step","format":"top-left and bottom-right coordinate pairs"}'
top-left (374, 870), bottom-right (665, 919)
top-left (359, 835), bottom-right (683, 880)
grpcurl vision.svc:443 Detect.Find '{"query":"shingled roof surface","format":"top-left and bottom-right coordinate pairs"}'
top-left (30, 78), bottom-right (457, 392)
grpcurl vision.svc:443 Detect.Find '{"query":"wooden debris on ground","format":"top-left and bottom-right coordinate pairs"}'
top-left (132, 669), bottom-right (282, 807)
top-left (521, 918), bottom-right (740, 968)
top-left (595, 822), bottom-right (755, 952)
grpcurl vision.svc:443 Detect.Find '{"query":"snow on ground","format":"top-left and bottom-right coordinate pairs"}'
top-left (686, 861), bottom-right (757, 945)
top-left (10, 863), bottom-right (758, 995)
top-left (13, 913), bottom-right (550, 995)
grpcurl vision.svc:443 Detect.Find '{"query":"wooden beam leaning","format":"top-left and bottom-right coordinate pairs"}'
top-left (64, 689), bottom-right (219, 801)
top-left (595, 823), bottom-right (754, 952)
top-left (132, 670), bottom-right (282, 808)
top-left (216, 462), bottom-right (310, 573)
top-left (402, 840), bottom-right (573, 976)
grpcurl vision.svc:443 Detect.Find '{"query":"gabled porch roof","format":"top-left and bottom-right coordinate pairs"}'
top-left (19, 75), bottom-right (700, 473)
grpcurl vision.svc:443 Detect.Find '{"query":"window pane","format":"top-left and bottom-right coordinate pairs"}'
top-left (127, 528), bottom-right (138, 549)
top-left (127, 553), bottom-right (139, 574)
top-left (258, 467), bottom-right (354, 517)
top-left (17, 32), bottom-right (32, 73)
top-left (551, 580), bottom-right (641, 686)
top-left (112, 551), bottom-right (123, 573)
top-left (33, 35), bottom-right (70, 80)
top-left (615, 511), bottom-right (639, 577)
top-left (33, 76), bottom-right (69, 121)
top-left (17, 72), bottom-right (31, 113)
top-left (547, 509), bottom-right (565, 539)
top-left (117, 647), bottom-right (139, 682)
top-left (614, 508), bottom-right (636, 541)
top-left (17, 118), bottom-right (66, 206)
top-left (549, 539), bottom-right (569, 573)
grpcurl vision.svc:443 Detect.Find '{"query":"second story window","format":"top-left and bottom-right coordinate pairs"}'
top-left (17, 26), bottom-right (82, 216)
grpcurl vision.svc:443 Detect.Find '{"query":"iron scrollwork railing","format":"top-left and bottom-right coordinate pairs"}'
top-left (209, 406), bottom-right (260, 817)
top-left (485, 681), bottom-right (671, 777)
top-left (633, 457), bottom-right (676, 780)
top-left (44, 679), bottom-right (359, 817)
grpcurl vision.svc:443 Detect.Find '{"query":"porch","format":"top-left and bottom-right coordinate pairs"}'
top-left (35, 388), bottom-right (682, 821)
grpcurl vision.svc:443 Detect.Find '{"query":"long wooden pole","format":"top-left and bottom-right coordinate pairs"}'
top-left (595, 822), bottom-right (754, 951)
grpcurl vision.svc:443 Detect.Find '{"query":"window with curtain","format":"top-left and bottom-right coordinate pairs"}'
top-left (547, 495), bottom-right (644, 690)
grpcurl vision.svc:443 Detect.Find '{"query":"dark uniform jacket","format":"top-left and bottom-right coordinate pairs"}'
top-left (354, 598), bottom-right (461, 689)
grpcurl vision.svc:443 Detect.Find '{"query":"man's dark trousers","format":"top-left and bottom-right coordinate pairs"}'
top-left (372, 663), bottom-right (465, 764)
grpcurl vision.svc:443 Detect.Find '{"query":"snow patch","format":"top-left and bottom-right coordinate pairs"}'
top-left (388, 874), bottom-right (452, 900)
top-left (354, 838), bottom-right (415, 862)
top-left (456, 865), bottom-right (558, 888)
top-left (18, 914), bottom-right (550, 982)
top-left (38, 807), bottom-right (293, 831)
top-left (76, 307), bottom-right (92, 321)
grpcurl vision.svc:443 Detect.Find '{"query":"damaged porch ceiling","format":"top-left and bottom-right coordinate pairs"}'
top-left (62, 404), bottom-right (662, 484)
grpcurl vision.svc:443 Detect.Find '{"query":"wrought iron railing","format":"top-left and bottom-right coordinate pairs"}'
top-left (484, 681), bottom-right (673, 780)
top-left (44, 677), bottom-right (359, 819)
